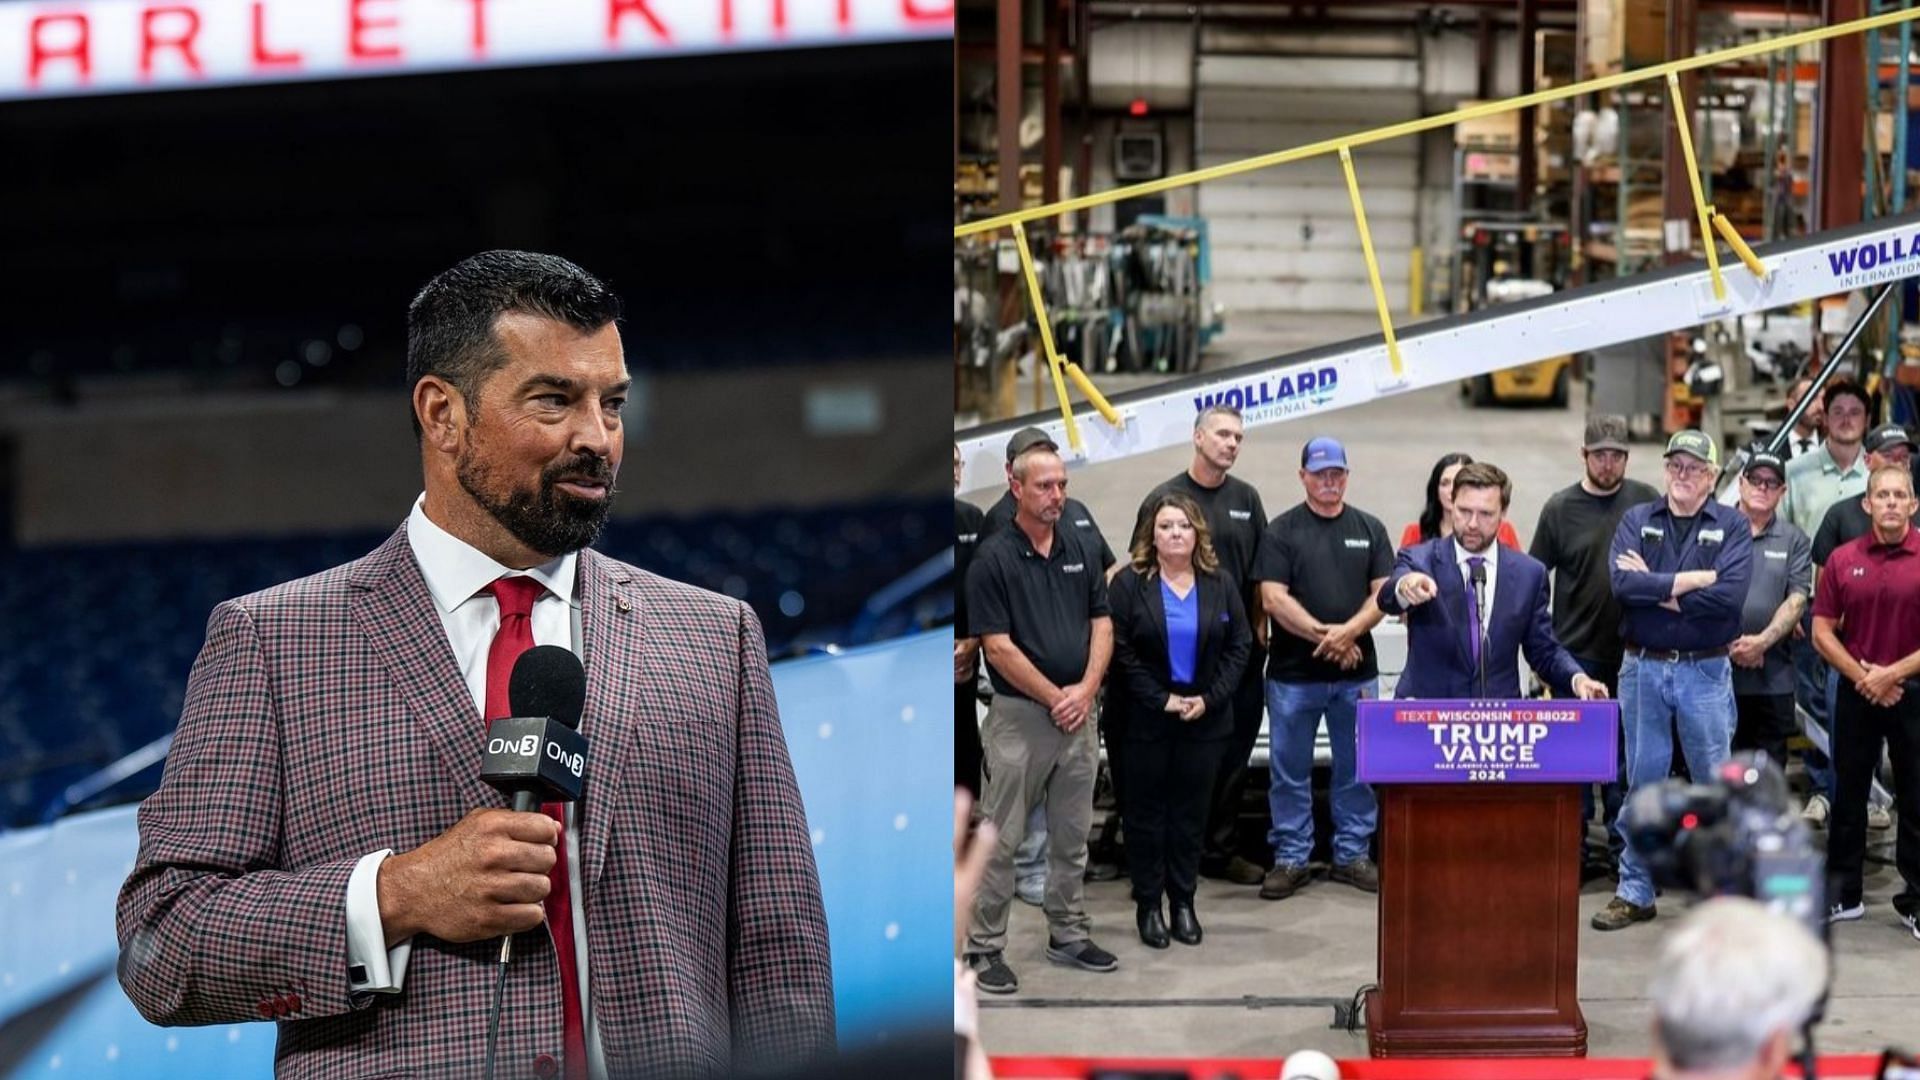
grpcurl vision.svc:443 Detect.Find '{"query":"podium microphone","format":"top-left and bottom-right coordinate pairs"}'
top-left (1468, 559), bottom-right (1489, 697)
top-left (477, 644), bottom-right (588, 1080)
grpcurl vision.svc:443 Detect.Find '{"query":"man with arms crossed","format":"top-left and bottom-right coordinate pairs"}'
top-left (1596, 430), bottom-right (1752, 931)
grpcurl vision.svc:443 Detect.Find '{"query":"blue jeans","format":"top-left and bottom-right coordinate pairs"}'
top-left (1793, 624), bottom-right (1836, 800)
top-left (1615, 654), bottom-right (1736, 906)
top-left (1266, 677), bottom-right (1377, 867)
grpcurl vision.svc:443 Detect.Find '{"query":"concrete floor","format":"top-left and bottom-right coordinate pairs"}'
top-left (967, 313), bottom-right (1920, 1061)
top-left (978, 842), bottom-right (1919, 1058)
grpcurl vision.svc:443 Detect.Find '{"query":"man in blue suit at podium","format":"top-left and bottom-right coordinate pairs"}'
top-left (1379, 462), bottom-right (1608, 702)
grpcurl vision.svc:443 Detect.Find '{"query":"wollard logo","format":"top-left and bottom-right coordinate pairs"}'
top-left (1193, 365), bottom-right (1338, 422)
top-left (1827, 234), bottom-right (1920, 286)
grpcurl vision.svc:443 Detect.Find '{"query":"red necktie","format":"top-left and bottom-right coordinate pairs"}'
top-left (484, 576), bottom-right (587, 1080)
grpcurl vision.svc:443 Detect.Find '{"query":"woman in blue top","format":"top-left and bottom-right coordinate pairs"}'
top-left (1107, 491), bottom-right (1252, 949)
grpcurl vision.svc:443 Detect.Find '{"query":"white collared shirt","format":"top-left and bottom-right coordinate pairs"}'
top-left (1454, 539), bottom-right (1497, 639)
top-left (344, 496), bottom-right (599, 1071)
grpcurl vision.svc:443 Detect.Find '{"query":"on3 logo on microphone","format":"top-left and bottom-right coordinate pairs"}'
top-left (480, 715), bottom-right (587, 803)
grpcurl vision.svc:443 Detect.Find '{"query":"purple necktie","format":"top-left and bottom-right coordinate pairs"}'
top-left (1465, 557), bottom-right (1485, 669)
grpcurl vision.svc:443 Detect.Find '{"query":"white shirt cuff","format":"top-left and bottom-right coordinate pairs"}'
top-left (345, 849), bottom-right (413, 994)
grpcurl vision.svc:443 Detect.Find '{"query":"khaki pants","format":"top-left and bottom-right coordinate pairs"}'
top-left (966, 694), bottom-right (1098, 956)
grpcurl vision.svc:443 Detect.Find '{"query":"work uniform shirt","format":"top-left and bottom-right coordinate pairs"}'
top-left (1813, 527), bottom-right (1920, 667)
top-left (1783, 444), bottom-right (1869, 538)
top-left (1253, 502), bottom-right (1393, 683)
top-left (1732, 514), bottom-right (1812, 697)
top-left (984, 491), bottom-right (1116, 571)
top-left (1135, 471), bottom-right (1267, 596)
top-left (967, 524), bottom-right (1110, 699)
top-left (956, 498), bottom-right (986, 638)
top-left (1609, 498), bottom-right (1754, 652)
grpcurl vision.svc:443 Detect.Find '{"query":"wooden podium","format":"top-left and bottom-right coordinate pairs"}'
top-left (1356, 699), bottom-right (1617, 1058)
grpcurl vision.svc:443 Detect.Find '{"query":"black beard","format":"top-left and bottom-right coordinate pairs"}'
top-left (456, 441), bottom-right (617, 557)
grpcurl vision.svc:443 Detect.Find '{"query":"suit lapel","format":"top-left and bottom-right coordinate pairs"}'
top-left (348, 525), bottom-right (501, 811)
top-left (1432, 538), bottom-right (1473, 672)
top-left (1143, 572), bottom-right (1170, 658)
top-left (575, 549), bottom-right (643, 889)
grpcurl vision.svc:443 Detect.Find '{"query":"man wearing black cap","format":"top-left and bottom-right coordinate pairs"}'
top-left (1530, 414), bottom-right (1659, 875)
top-left (965, 443), bottom-right (1119, 992)
top-left (1597, 430), bottom-right (1753, 931)
top-left (1728, 448), bottom-right (1812, 769)
top-left (983, 427), bottom-right (1118, 574)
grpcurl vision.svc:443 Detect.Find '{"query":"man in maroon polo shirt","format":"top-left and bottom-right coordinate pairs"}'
top-left (1811, 464), bottom-right (1920, 940)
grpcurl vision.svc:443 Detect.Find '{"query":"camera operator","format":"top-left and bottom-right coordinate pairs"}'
top-left (1810, 464), bottom-right (1920, 935)
top-left (1648, 897), bottom-right (1827, 1080)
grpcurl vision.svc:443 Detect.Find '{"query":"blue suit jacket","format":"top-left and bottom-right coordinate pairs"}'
top-left (1377, 537), bottom-right (1587, 699)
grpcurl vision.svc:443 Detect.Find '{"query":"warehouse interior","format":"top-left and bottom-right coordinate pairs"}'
top-left (955, 0), bottom-right (1920, 1070)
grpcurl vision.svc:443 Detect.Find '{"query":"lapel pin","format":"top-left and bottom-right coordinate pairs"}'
top-left (616, 596), bottom-right (632, 613)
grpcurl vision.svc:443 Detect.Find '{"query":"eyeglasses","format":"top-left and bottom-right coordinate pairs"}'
top-left (1665, 460), bottom-right (1714, 479)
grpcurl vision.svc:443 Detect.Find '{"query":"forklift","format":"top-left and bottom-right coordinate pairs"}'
top-left (1455, 221), bottom-right (1576, 408)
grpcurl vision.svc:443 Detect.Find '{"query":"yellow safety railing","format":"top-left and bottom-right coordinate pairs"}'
top-left (962, 6), bottom-right (1920, 435)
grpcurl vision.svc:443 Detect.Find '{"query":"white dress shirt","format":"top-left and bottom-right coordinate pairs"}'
top-left (344, 496), bottom-right (601, 1073)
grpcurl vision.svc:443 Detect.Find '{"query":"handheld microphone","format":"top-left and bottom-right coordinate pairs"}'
top-left (480, 645), bottom-right (589, 813)
top-left (479, 645), bottom-right (587, 1080)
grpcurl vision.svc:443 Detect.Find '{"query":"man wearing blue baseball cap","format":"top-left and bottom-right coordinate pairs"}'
top-left (1251, 436), bottom-right (1394, 899)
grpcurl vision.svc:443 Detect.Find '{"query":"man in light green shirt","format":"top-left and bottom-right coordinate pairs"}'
top-left (1782, 380), bottom-right (1870, 538)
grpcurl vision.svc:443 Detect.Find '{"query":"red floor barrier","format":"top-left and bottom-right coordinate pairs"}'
top-left (989, 1054), bottom-right (1888, 1080)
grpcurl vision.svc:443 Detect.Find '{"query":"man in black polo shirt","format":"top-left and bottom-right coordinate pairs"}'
top-left (1811, 464), bottom-right (1920, 938)
top-left (964, 444), bottom-right (1118, 993)
top-left (1728, 449), bottom-right (1812, 769)
top-left (983, 426), bottom-right (1117, 573)
top-left (957, 443), bottom-right (987, 800)
top-left (1134, 404), bottom-right (1270, 887)
top-left (1597, 430), bottom-right (1753, 931)
top-left (1253, 436), bottom-right (1393, 900)
top-left (982, 427), bottom-right (1118, 902)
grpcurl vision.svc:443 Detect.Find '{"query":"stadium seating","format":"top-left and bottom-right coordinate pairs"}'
top-left (0, 497), bottom-right (948, 826)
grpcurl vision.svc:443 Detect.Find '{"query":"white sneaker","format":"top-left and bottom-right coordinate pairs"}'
top-left (1802, 794), bottom-right (1830, 827)
top-left (1903, 912), bottom-right (1919, 941)
top-left (1869, 801), bottom-right (1894, 830)
top-left (1828, 901), bottom-right (1866, 923)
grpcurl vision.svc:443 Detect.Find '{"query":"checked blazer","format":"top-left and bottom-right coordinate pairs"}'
top-left (116, 524), bottom-right (835, 1079)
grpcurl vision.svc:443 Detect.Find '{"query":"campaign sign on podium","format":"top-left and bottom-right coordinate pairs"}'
top-left (1361, 697), bottom-right (1618, 1057)
top-left (1356, 699), bottom-right (1618, 785)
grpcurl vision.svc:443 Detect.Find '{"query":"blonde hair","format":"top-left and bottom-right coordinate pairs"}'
top-left (1130, 492), bottom-right (1220, 577)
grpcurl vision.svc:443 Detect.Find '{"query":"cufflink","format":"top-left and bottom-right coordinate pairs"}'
top-left (348, 963), bottom-right (369, 985)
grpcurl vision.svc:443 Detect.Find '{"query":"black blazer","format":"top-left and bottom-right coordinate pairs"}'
top-left (1107, 564), bottom-right (1252, 741)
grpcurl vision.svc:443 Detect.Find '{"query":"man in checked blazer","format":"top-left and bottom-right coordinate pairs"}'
top-left (115, 251), bottom-right (835, 1079)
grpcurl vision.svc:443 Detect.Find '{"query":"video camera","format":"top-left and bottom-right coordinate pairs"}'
top-left (1620, 751), bottom-right (1826, 940)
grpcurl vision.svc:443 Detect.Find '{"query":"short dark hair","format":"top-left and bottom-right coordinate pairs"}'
top-left (1451, 461), bottom-right (1512, 510)
top-left (405, 250), bottom-right (623, 437)
top-left (1821, 377), bottom-right (1870, 416)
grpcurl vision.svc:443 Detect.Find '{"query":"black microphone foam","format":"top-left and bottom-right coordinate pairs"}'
top-left (508, 645), bottom-right (586, 730)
